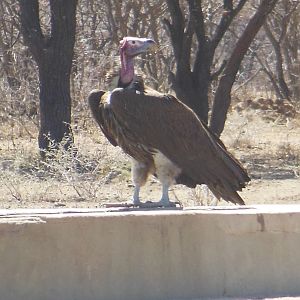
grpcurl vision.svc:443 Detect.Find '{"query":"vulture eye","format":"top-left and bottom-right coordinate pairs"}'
top-left (132, 41), bottom-right (136, 44)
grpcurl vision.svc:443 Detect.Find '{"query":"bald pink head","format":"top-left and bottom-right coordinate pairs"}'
top-left (119, 37), bottom-right (156, 86)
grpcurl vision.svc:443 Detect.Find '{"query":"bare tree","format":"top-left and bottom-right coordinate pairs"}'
top-left (254, 0), bottom-right (300, 101)
top-left (164, 0), bottom-right (278, 134)
top-left (0, 1), bottom-right (21, 90)
top-left (164, 0), bottom-right (248, 124)
top-left (18, 0), bottom-right (78, 156)
top-left (283, 2), bottom-right (300, 101)
top-left (210, 0), bottom-right (279, 136)
top-left (2, 0), bottom-right (292, 150)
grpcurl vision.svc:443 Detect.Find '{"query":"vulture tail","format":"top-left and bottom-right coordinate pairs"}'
top-left (208, 184), bottom-right (245, 205)
top-left (213, 147), bottom-right (249, 205)
top-left (205, 130), bottom-right (250, 205)
top-left (220, 150), bottom-right (250, 189)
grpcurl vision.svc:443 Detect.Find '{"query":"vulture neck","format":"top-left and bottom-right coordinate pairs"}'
top-left (119, 50), bottom-right (135, 87)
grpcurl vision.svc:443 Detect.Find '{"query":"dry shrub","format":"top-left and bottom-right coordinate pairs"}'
top-left (0, 123), bottom-right (130, 207)
top-left (276, 142), bottom-right (300, 162)
top-left (191, 185), bottom-right (219, 206)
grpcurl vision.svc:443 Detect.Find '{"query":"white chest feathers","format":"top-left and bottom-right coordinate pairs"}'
top-left (153, 151), bottom-right (181, 186)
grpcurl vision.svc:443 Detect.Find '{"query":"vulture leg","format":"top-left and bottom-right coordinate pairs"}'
top-left (158, 183), bottom-right (171, 206)
top-left (132, 185), bottom-right (141, 205)
top-left (154, 152), bottom-right (181, 207)
top-left (131, 159), bottom-right (151, 205)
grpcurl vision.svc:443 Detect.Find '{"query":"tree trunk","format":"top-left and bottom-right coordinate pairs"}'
top-left (169, 68), bottom-right (210, 124)
top-left (38, 63), bottom-right (73, 152)
top-left (164, 0), bottom-right (248, 124)
top-left (210, 0), bottom-right (279, 136)
top-left (164, 0), bottom-right (212, 124)
top-left (263, 22), bottom-right (291, 100)
top-left (18, 0), bottom-right (77, 156)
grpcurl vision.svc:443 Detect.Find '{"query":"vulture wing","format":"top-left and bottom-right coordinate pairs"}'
top-left (88, 89), bottom-right (118, 147)
top-left (109, 88), bottom-right (250, 205)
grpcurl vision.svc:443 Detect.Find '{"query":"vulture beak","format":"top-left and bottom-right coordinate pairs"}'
top-left (120, 37), bottom-right (157, 57)
top-left (141, 39), bottom-right (157, 53)
top-left (134, 39), bottom-right (157, 56)
top-left (144, 39), bottom-right (157, 53)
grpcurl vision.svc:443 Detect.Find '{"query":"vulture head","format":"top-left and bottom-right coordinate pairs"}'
top-left (119, 37), bottom-right (156, 86)
top-left (119, 37), bottom-right (156, 58)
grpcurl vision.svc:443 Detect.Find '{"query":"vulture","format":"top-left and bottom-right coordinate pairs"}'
top-left (88, 37), bottom-right (250, 207)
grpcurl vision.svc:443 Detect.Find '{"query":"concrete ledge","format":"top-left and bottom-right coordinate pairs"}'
top-left (1, 205), bottom-right (300, 300)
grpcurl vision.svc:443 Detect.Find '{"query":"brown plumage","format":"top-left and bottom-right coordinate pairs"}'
top-left (88, 37), bottom-right (250, 206)
top-left (89, 87), bottom-right (250, 206)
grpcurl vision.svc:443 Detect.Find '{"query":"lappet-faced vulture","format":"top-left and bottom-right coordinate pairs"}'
top-left (88, 37), bottom-right (250, 207)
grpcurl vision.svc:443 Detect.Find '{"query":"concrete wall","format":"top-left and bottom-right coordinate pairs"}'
top-left (0, 205), bottom-right (300, 300)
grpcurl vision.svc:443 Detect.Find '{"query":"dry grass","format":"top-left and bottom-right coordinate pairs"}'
top-left (0, 114), bottom-right (130, 208)
top-left (0, 103), bottom-right (300, 208)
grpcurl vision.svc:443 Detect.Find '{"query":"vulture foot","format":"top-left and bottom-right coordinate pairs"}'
top-left (137, 200), bottom-right (180, 208)
top-left (104, 201), bottom-right (181, 209)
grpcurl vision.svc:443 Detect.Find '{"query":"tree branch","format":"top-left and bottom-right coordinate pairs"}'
top-left (210, 60), bottom-right (227, 81)
top-left (210, 0), bottom-right (247, 54)
top-left (210, 0), bottom-right (279, 136)
top-left (181, 13), bottom-right (194, 67)
top-left (187, 0), bottom-right (211, 78)
top-left (253, 50), bottom-right (284, 99)
top-left (164, 0), bottom-right (184, 64)
top-left (164, 0), bottom-right (192, 73)
top-left (187, 0), bottom-right (205, 44)
top-left (18, 0), bottom-right (44, 61)
top-left (50, 0), bottom-right (78, 54)
top-left (264, 21), bottom-right (290, 99)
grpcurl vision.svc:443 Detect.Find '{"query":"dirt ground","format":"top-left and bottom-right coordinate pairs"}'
top-left (0, 109), bottom-right (299, 209)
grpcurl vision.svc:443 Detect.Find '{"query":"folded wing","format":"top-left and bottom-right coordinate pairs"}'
top-left (109, 88), bottom-right (250, 205)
